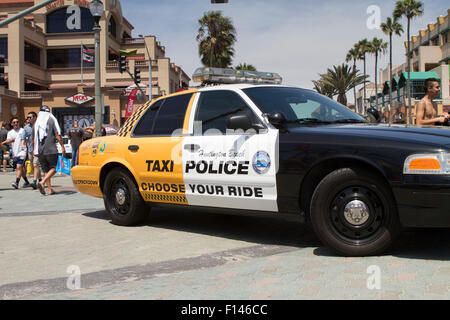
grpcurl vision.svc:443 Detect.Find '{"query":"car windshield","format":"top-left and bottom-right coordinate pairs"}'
top-left (243, 87), bottom-right (367, 124)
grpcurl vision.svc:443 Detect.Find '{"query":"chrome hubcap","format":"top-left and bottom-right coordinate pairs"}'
top-left (115, 188), bottom-right (126, 205)
top-left (344, 200), bottom-right (370, 226)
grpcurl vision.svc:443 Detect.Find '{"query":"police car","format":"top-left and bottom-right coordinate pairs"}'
top-left (72, 72), bottom-right (450, 257)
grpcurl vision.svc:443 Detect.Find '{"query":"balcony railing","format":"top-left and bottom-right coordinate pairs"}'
top-left (121, 38), bottom-right (145, 45)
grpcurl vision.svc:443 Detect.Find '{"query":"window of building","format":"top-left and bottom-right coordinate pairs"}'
top-left (46, 6), bottom-right (94, 34)
top-left (108, 49), bottom-right (119, 61)
top-left (152, 93), bottom-right (194, 135)
top-left (443, 31), bottom-right (449, 44)
top-left (47, 48), bottom-right (94, 68)
top-left (195, 91), bottom-right (262, 134)
top-left (25, 42), bottom-right (41, 66)
top-left (0, 38), bottom-right (7, 59)
top-left (133, 99), bottom-right (164, 136)
top-left (108, 16), bottom-right (117, 39)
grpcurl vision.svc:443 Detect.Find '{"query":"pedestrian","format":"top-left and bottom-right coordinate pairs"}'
top-left (34, 106), bottom-right (66, 195)
top-left (0, 121), bottom-right (8, 172)
top-left (68, 120), bottom-right (84, 168)
top-left (1, 117), bottom-right (30, 188)
top-left (21, 112), bottom-right (42, 189)
top-left (416, 78), bottom-right (450, 126)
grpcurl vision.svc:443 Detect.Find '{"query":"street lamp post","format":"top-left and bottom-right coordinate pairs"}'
top-left (90, 0), bottom-right (104, 138)
top-left (138, 34), bottom-right (152, 101)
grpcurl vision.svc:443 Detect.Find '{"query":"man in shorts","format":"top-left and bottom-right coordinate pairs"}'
top-left (1, 117), bottom-right (30, 188)
top-left (21, 112), bottom-right (41, 189)
top-left (34, 106), bottom-right (66, 195)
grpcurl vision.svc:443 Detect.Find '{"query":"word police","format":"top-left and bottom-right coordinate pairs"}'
top-left (185, 160), bottom-right (249, 175)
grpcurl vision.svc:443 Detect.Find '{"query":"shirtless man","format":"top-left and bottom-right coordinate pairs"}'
top-left (416, 78), bottom-right (449, 126)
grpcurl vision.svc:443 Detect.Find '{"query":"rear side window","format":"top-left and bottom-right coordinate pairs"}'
top-left (133, 99), bottom-right (164, 136)
top-left (152, 93), bottom-right (193, 135)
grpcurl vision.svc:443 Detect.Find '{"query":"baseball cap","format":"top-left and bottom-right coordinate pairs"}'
top-left (40, 105), bottom-right (50, 112)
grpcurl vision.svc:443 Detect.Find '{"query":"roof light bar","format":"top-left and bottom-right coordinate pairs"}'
top-left (193, 67), bottom-right (282, 85)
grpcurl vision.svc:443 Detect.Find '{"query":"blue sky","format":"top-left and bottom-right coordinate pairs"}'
top-left (122, 0), bottom-right (449, 102)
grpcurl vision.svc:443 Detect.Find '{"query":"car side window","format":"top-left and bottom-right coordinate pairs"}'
top-left (194, 90), bottom-right (264, 134)
top-left (152, 93), bottom-right (194, 136)
top-left (132, 99), bottom-right (164, 136)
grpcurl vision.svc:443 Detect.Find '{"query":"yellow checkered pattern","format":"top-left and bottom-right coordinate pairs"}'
top-left (117, 102), bottom-right (151, 137)
top-left (143, 192), bottom-right (187, 204)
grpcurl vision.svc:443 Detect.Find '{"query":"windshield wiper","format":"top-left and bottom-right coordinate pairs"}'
top-left (331, 119), bottom-right (368, 124)
top-left (286, 118), bottom-right (332, 124)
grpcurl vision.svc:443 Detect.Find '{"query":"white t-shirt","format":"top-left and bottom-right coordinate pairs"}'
top-left (7, 128), bottom-right (25, 159)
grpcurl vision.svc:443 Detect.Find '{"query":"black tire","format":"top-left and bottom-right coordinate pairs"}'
top-left (310, 167), bottom-right (401, 256)
top-left (103, 168), bottom-right (149, 226)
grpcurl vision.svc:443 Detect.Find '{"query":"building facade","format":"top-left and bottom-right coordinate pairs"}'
top-left (0, 0), bottom-right (190, 133)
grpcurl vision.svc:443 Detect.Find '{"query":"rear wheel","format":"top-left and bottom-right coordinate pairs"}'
top-left (310, 167), bottom-right (401, 256)
top-left (103, 168), bottom-right (149, 226)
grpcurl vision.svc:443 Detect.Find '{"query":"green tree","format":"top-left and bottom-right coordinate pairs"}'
top-left (319, 63), bottom-right (368, 106)
top-left (368, 37), bottom-right (388, 110)
top-left (346, 47), bottom-right (362, 111)
top-left (312, 79), bottom-right (337, 99)
top-left (356, 39), bottom-right (371, 112)
top-left (394, 0), bottom-right (424, 124)
top-left (381, 16), bottom-right (404, 124)
top-left (235, 63), bottom-right (257, 71)
top-left (196, 11), bottom-right (237, 68)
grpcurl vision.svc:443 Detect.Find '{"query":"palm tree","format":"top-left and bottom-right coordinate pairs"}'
top-left (320, 63), bottom-right (368, 106)
top-left (356, 39), bottom-right (371, 113)
top-left (346, 47), bottom-right (362, 112)
top-left (196, 11), bottom-right (237, 68)
top-left (235, 63), bottom-right (257, 71)
top-left (381, 16), bottom-right (404, 124)
top-left (368, 37), bottom-right (388, 110)
top-left (394, 0), bottom-right (424, 124)
top-left (312, 79), bottom-right (337, 99)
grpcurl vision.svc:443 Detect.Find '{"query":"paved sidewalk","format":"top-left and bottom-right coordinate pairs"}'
top-left (0, 171), bottom-right (104, 215)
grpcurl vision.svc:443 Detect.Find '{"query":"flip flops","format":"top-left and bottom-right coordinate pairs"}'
top-left (38, 182), bottom-right (46, 195)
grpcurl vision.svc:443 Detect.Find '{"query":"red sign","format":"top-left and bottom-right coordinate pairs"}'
top-left (66, 93), bottom-right (94, 105)
top-left (125, 89), bottom-right (139, 120)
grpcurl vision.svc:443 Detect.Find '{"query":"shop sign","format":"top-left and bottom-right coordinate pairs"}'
top-left (66, 93), bottom-right (94, 105)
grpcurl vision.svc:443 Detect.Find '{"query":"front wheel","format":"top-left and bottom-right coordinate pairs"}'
top-left (103, 168), bottom-right (149, 226)
top-left (310, 167), bottom-right (401, 256)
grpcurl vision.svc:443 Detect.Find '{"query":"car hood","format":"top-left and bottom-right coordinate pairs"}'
top-left (288, 123), bottom-right (450, 148)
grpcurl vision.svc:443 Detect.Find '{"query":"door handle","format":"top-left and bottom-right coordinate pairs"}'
top-left (128, 145), bottom-right (139, 152)
top-left (184, 144), bottom-right (200, 152)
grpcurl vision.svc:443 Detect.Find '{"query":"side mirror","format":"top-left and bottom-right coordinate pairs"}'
top-left (267, 112), bottom-right (287, 126)
top-left (226, 114), bottom-right (253, 131)
top-left (366, 107), bottom-right (381, 123)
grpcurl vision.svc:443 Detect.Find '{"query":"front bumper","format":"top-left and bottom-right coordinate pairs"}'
top-left (393, 175), bottom-right (450, 227)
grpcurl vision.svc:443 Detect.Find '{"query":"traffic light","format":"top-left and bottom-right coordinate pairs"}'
top-left (0, 54), bottom-right (6, 86)
top-left (134, 67), bottom-right (141, 84)
top-left (118, 55), bottom-right (127, 74)
top-left (211, 0), bottom-right (228, 3)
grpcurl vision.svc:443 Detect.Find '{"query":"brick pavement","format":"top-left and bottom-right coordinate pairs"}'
top-left (1, 170), bottom-right (449, 300)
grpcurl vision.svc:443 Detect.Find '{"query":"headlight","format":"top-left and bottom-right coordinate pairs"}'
top-left (403, 153), bottom-right (450, 175)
